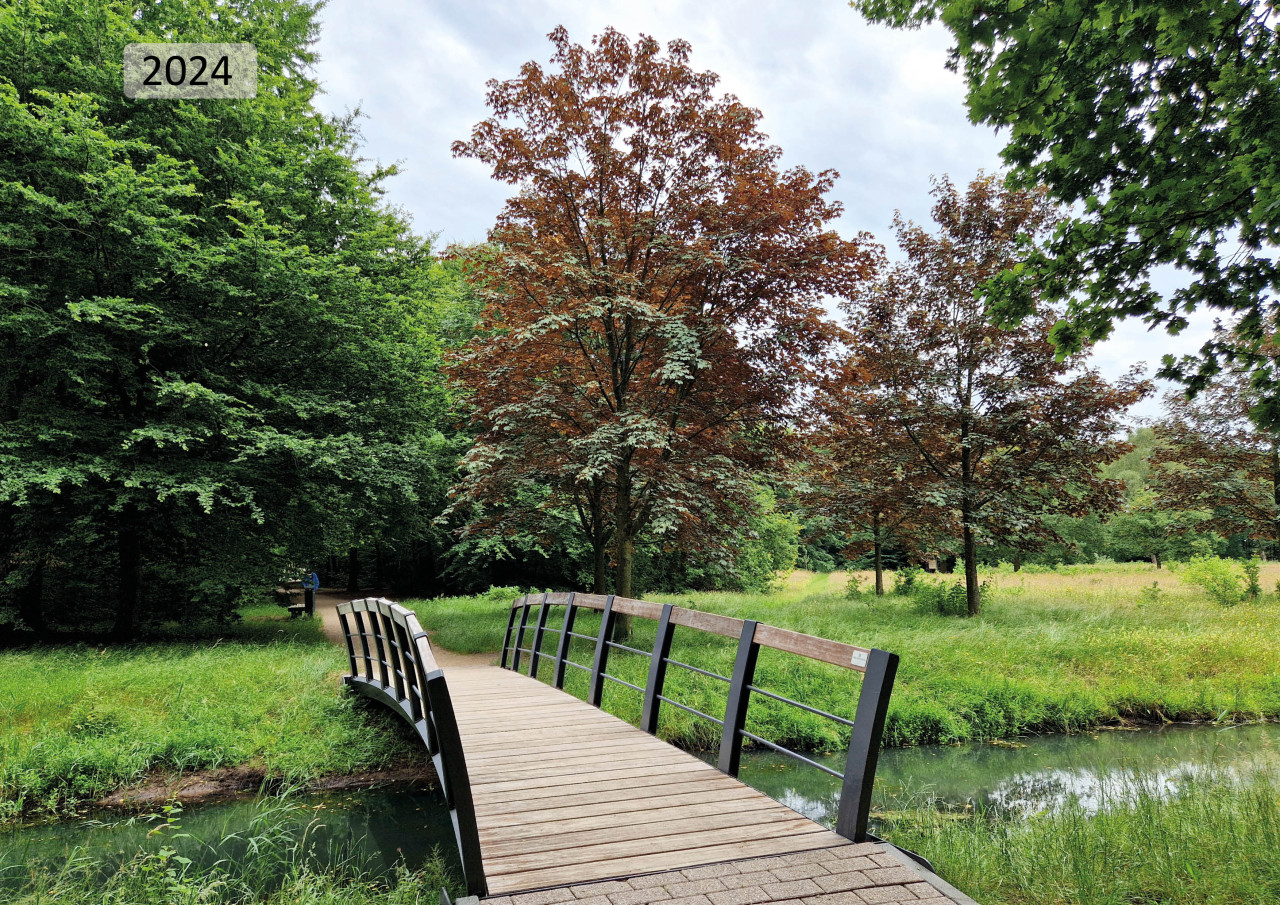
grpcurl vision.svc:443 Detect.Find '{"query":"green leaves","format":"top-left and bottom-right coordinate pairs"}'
top-left (0, 0), bottom-right (457, 633)
top-left (853, 0), bottom-right (1280, 400)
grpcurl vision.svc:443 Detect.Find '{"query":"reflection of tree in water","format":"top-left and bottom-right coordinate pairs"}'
top-left (735, 723), bottom-right (1280, 825)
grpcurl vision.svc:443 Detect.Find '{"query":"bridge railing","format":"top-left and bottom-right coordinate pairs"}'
top-left (336, 598), bottom-right (486, 896)
top-left (499, 592), bottom-right (898, 845)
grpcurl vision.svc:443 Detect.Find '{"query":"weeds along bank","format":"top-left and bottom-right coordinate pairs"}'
top-left (0, 609), bottom-right (419, 824)
top-left (884, 768), bottom-right (1280, 905)
top-left (0, 798), bottom-right (462, 905)
top-left (408, 564), bottom-right (1280, 751)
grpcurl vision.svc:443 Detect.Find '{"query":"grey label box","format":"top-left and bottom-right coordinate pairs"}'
top-left (124, 43), bottom-right (257, 99)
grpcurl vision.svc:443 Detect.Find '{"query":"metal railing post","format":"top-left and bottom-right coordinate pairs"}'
top-left (718, 620), bottom-right (759, 776)
top-left (337, 609), bottom-right (358, 676)
top-left (640, 604), bottom-right (675, 734)
top-left (379, 606), bottom-right (405, 700)
top-left (528, 592), bottom-right (552, 679)
top-left (369, 601), bottom-right (391, 687)
top-left (587, 595), bottom-right (616, 707)
top-left (511, 597), bottom-right (534, 674)
top-left (552, 593), bottom-right (577, 689)
top-left (499, 598), bottom-right (521, 669)
top-left (835, 648), bottom-right (899, 842)
top-left (352, 605), bottom-right (373, 679)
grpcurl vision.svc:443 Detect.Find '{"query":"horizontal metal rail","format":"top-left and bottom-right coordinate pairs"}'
top-left (601, 672), bottom-right (645, 693)
top-left (741, 730), bottom-right (845, 779)
top-left (499, 592), bottom-right (901, 849)
top-left (748, 684), bottom-right (857, 729)
top-left (337, 599), bottom-right (486, 897)
top-left (604, 640), bottom-right (650, 657)
top-left (656, 694), bottom-right (725, 726)
top-left (665, 657), bottom-right (732, 683)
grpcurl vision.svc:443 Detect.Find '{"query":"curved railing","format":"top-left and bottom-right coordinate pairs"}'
top-left (336, 598), bottom-right (486, 896)
top-left (500, 592), bottom-right (903, 852)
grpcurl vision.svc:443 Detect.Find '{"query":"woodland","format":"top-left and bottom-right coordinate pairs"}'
top-left (3, 1), bottom-right (1280, 637)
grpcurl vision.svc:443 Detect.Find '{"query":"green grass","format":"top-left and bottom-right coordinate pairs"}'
top-left (884, 768), bottom-right (1280, 905)
top-left (0, 609), bottom-right (419, 824)
top-left (405, 563), bottom-right (1280, 752)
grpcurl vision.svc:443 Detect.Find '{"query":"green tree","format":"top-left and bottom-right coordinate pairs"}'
top-left (0, 0), bottom-right (452, 636)
top-left (850, 0), bottom-right (1280, 404)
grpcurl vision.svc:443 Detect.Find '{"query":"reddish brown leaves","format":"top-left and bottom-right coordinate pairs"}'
top-left (826, 175), bottom-right (1151, 613)
top-left (448, 27), bottom-right (872, 594)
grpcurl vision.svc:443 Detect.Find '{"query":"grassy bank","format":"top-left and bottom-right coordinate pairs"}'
top-left (0, 608), bottom-right (419, 824)
top-left (406, 563), bottom-right (1280, 751)
top-left (885, 768), bottom-right (1280, 905)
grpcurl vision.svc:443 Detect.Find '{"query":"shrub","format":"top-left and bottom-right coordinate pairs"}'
top-left (1244, 557), bottom-right (1262, 600)
top-left (1177, 556), bottom-right (1245, 607)
top-left (1139, 581), bottom-right (1162, 604)
top-left (892, 566), bottom-right (923, 596)
top-left (917, 581), bottom-right (970, 616)
top-left (843, 573), bottom-right (864, 600)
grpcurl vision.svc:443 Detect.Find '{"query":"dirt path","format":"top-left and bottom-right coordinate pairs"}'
top-left (311, 588), bottom-right (497, 668)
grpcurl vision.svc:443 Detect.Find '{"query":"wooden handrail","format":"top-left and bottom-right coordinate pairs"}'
top-left (336, 598), bottom-right (486, 897)
top-left (500, 592), bottom-right (896, 846)
top-left (508, 594), bottom-right (872, 671)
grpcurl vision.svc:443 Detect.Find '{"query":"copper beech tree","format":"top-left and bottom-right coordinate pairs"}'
top-left (807, 363), bottom-right (942, 596)
top-left (1152, 363), bottom-right (1280, 550)
top-left (840, 176), bottom-right (1149, 615)
top-left (448, 27), bottom-right (872, 607)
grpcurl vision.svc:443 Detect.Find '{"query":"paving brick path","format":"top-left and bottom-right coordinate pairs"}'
top-left (470, 842), bottom-right (977, 905)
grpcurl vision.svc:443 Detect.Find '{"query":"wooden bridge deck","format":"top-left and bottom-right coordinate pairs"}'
top-left (448, 666), bottom-right (850, 893)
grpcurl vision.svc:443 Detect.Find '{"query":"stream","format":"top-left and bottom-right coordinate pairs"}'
top-left (3, 721), bottom-right (1276, 889)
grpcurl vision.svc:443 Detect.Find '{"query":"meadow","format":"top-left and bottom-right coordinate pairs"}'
top-left (406, 562), bottom-right (1280, 752)
top-left (3, 563), bottom-right (1279, 904)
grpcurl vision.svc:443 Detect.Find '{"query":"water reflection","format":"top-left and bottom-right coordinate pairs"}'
top-left (0, 784), bottom-right (459, 890)
top-left (735, 722), bottom-right (1280, 826)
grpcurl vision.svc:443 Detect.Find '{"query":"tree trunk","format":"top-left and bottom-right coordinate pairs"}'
top-left (1272, 439), bottom-right (1279, 552)
top-left (1152, 552), bottom-right (1162, 569)
top-left (113, 504), bottom-right (142, 640)
top-left (374, 542), bottom-right (384, 587)
top-left (1012, 550), bottom-right (1023, 572)
top-left (592, 541), bottom-right (608, 594)
top-left (961, 413), bottom-right (980, 616)
top-left (612, 461), bottom-right (635, 640)
top-left (872, 513), bottom-right (884, 596)
top-left (962, 520), bottom-right (980, 616)
top-left (16, 559), bottom-right (44, 636)
top-left (612, 534), bottom-right (634, 640)
top-left (347, 547), bottom-right (360, 593)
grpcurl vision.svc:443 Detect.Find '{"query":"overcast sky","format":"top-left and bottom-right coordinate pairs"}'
top-left (310, 0), bottom-right (1217, 423)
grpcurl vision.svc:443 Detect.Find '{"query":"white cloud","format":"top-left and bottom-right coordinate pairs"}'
top-left (309, 0), bottom-right (1216, 406)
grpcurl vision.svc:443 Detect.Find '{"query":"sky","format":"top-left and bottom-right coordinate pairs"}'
top-left (309, 0), bottom-right (1217, 423)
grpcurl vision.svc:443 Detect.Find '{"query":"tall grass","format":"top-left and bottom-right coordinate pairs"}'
top-left (0, 795), bottom-right (461, 905)
top-left (883, 768), bottom-right (1280, 905)
top-left (0, 610), bottom-right (420, 823)
top-left (405, 562), bottom-right (1280, 751)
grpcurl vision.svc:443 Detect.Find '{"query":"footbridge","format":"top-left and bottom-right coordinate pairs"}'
top-left (336, 594), bottom-right (978, 905)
